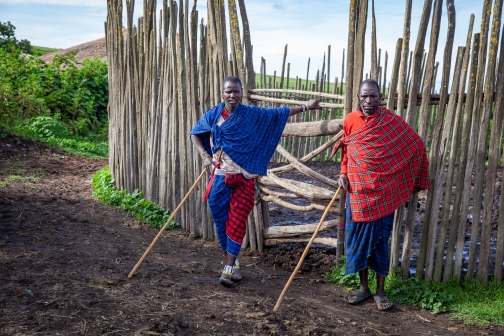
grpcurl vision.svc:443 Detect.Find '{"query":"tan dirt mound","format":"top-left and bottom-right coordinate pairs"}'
top-left (39, 36), bottom-right (107, 65)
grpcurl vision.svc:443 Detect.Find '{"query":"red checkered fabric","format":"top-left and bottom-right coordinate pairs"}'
top-left (221, 108), bottom-right (230, 120)
top-left (224, 174), bottom-right (256, 243)
top-left (339, 107), bottom-right (430, 222)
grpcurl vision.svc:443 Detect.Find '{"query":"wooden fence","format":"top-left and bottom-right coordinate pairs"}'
top-left (106, 0), bottom-right (504, 284)
top-left (105, 0), bottom-right (258, 244)
top-left (251, 0), bottom-right (504, 285)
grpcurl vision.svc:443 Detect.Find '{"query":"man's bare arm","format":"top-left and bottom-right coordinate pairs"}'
top-left (289, 99), bottom-right (322, 116)
top-left (190, 134), bottom-right (212, 172)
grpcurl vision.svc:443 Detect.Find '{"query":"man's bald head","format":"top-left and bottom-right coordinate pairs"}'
top-left (359, 78), bottom-right (380, 94)
top-left (223, 76), bottom-right (243, 90)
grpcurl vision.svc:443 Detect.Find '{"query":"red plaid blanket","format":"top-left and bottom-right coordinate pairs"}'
top-left (340, 108), bottom-right (430, 222)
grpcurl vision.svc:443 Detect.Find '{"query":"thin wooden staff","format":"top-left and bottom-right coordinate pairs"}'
top-left (273, 185), bottom-right (342, 312)
top-left (128, 169), bottom-right (207, 278)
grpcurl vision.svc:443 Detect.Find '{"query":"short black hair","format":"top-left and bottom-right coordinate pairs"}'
top-left (223, 76), bottom-right (243, 89)
top-left (359, 78), bottom-right (380, 93)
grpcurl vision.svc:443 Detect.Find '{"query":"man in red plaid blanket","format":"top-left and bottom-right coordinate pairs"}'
top-left (337, 79), bottom-right (430, 311)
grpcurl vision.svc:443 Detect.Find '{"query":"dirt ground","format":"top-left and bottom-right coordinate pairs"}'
top-left (1, 133), bottom-right (503, 336)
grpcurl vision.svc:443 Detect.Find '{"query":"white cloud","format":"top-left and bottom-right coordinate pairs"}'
top-left (0, 0), bottom-right (486, 89)
top-left (1, 0), bottom-right (105, 6)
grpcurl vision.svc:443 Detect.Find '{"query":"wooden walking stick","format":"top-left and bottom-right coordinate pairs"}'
top-left (273, 186), bottom-right (342, 312)
top-left (128, 169), bottom-right (207, 278)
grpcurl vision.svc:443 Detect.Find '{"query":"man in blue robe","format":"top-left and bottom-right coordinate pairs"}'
top-left (191, 76), bottom-right (320, 287)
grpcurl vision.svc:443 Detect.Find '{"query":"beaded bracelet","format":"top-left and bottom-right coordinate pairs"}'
top-left (200, 151), bottom-right (211, 160)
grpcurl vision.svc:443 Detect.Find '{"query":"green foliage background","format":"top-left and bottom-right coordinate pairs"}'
top-left (326, 258), bottom-right (504, 326)
top-left (0, 21), bottom-right (109, 157)
top-left (0, 49), bottom-right (109, 137)
top-left (0, 21), bottom-right (32, 54)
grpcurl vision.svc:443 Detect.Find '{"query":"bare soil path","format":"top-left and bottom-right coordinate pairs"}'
top-left (1, 133), bottom-right (502, 336)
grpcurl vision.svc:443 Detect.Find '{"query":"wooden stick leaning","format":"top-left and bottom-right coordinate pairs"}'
top-left (273, 185), bottom-right (342, 312)
top-left (128, 169), bottom-right (207, 278)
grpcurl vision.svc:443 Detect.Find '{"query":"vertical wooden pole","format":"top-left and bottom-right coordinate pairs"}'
top-left (399, 0), bottom-right (435, 279)
top-left (370, 0), bottom-right (378, 79)
top-left (352, 0), bottom-right (368, 111)
top-left (461, 0), bottom-right (493, 281)
top-left (491, 37), bottom-right (504, 280)
top-left (387, 40), bottom-right (402, 112)
top-left (442, 14), bottom-right (474, 282)
top-left (279, 44), bottom-right (288, 89)
top-left (396, 0), bottom-right (413, 118)
top-left (424, 0), bottom-right (457, 281)
top-left (432, 46), bottom-right (465, 282)
top-left (456, 33), bottom-right (480, 280)
top-left (476, 0), bottom-right (502, 284)
top-left (327, 45), bottom-right (331, 93)
top-left (237, 0), bottom-right (255, 93)
top-left (412, 0), bottom-right (445, 278)
top-left (344, 1), bottom-right (357, 115)
top-left (341, 48), bottom-right (345, 94)
top-left (382, 51), bottom-right (388, 94)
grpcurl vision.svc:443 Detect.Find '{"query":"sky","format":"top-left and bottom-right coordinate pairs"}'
top-left (0, 0), bottom-right (492, 90)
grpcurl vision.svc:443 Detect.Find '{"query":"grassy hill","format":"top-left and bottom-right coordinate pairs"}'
top-left (32, 45), bottom-right (60, 56)
top-left (254, 73), bottom-right (344, 94)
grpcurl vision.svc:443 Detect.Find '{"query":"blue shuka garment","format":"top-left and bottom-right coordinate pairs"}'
top-left (190, 102), bottom-right (291, 176)
top-left (345, 196), bottom-right (395, 276)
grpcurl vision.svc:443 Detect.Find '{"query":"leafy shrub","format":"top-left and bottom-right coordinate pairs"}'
top-left (325, 258), bottom-right (451, 314)
top-left (17, 116), bottom-right (108, 157)
top-left (324, 256), bottom-right (364, 289)
top-left (91, 166), bottom-right (178, 230)
top-left (18, 116), bottom-right (70, 139)
top-left (0, 39), bottom-right (108, 139)
top-left (386, 272), bottom-right (451, 314)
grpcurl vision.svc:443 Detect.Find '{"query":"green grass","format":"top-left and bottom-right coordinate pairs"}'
top-left (91, 166), bottom-right (179, 230)
top-left (254, 74), bottom-right (345, 93)
top-left (7, 175), bottom-right (41, 182)
top-left (325, 258), bottom-right (504, 326)
top-left (253, 74), bottom-right (393, 97)
top-left (2, 167), bottom-right (27, 173)
top-left (32, 45), bottom-right (60, 56)
top-left (0, 174), bottom-right (41, 188)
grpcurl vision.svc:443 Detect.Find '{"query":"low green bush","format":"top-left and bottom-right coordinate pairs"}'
top-left (325, 258), bottom-right (452, 314)
top-left (91, 166), bottom-right (178, 230)
top-left (326, 257), bottom-right (504, 326)
top-left (16, 116), bottom-right (108, 157)
top-left (325, 259), bottom-right (450, 314)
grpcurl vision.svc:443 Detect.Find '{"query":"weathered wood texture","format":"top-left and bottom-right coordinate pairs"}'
top-left (107, 0), bottom-right (504, 281)
top-left (106, 0), bottom-right (259, 246)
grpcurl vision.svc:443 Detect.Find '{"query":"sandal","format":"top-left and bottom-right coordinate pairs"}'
top-left (219, 273), bottom-right (234, 287)
top-left (219, 265), bottom-right (234, 287)
top-left (374, 294), bottom-right (394, 311)
top-left (343, 288), bottom-right (372, 305)
top-left (231, 260), bottom-right (242, 282)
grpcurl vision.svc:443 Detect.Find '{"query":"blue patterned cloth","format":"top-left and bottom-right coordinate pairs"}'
top-left (190, 102), bottom-right (291, 175)
top-left (207, 175), bottom-right (245, 256)
top-left (345, 196), bottom-right (395, 276)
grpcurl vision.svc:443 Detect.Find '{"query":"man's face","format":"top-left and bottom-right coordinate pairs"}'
top-left (222, 81), bottom-right (242, 110)
top-left (357, 83), bottom-right (382, 115)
